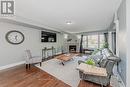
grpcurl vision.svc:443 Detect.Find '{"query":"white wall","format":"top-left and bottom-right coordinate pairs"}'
top-left (117, 0), bottom-right (127, 86)
top-left (126, 0), bottom-right (130, 87)
top-left (63, 34), bottom-right (79, 43)
top-left (63, 34), bottom-right (80, 53)
top-left (108, 32), bottom-right (113, 51)
top-left (0, 22), bottom-right (64, 67)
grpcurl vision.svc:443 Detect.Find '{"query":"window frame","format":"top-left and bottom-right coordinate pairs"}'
top-left (82, 34), bottom-right (105, 49)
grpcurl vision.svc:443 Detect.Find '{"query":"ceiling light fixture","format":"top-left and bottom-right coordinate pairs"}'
top-left (66, 21), bottom-right (72, 25)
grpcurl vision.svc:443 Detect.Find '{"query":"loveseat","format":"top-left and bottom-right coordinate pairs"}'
top-left (78, 48), bottom-right (120, 86)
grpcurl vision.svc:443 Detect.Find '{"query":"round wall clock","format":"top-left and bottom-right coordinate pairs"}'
top-left (5, 30), bottom-right (25, 45)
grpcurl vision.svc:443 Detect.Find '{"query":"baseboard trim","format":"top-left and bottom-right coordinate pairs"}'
top-left (0, 61), bottom-right (25, 70)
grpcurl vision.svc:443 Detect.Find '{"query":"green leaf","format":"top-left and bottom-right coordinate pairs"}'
top-left (85, 59), bottom-right (95, 65)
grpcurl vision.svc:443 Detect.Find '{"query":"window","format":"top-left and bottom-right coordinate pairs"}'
top-left (82, 36), bottom-right (87, 49)
top-left (99, 35), bottom-right (105, 48)
top-left (88, 35), bottom-right (98, 48)
top-left (82, 34), bottom-right (105, 49)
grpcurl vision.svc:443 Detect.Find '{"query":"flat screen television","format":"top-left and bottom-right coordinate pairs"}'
top-left (41, 31), bottom-right (56, 42)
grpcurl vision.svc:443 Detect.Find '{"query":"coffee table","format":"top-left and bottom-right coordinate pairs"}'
top-left (56, 54), bottom-right (76, 65)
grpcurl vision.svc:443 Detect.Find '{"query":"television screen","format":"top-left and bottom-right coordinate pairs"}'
top-left (41, 31), bottom-right (56, 42)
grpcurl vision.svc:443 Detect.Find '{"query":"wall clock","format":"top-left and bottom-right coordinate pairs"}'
top-left (5, 30), bottom-right (25, 45)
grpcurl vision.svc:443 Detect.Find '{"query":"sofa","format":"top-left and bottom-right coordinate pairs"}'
top-left (78, 48), bottom-right (121, 86)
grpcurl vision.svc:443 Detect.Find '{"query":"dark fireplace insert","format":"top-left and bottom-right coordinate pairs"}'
top-left (69, 45), bottom-right (76, 53)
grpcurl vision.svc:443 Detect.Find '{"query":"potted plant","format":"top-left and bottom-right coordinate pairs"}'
top-left (85, 58), bottom-right (95, 66)
top-left (102, 42), bottom-right (109, 48)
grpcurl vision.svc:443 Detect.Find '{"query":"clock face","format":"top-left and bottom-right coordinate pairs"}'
top-left (6, 30), bottom-right (24, 44)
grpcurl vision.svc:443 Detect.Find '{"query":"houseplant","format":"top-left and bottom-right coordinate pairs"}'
top-left (85, 58), bottom-right (95, 66)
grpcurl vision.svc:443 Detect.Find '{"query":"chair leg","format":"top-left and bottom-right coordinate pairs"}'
top-left (26, 64), bottom-right (28, 69)
top-left (29, 64), bottom-right (31, 69)
top-left (40, 62), bottom-right (42, 66)
top-left (62, 62), bottom-right (64, 66)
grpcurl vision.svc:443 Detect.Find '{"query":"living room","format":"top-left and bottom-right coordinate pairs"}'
top-left (0, 0), bottom-right (130, 87)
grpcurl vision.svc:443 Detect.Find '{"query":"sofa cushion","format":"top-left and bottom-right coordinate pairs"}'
top-left (92, 55), bottom-right (103, 64)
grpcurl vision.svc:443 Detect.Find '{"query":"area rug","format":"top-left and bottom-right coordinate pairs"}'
top-left (36, 56), bottom-right (82, 87)
top-left (36, 55), bottom-right (119, 87)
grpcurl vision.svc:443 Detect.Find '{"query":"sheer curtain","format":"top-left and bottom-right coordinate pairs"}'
top-left (82, 36), bottom-right (87, 49)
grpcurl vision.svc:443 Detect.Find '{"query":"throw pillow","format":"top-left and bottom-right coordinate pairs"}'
top-left (99, 59), bottom-right (108, 68)
top-left (104, 48), bottom-right (114, 57)
top-left (92, 55), bottom-right (103, 64)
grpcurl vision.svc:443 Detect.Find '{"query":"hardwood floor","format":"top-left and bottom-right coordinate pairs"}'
top-left (0, 65), bottom-right (111, 87)
top-left (0, 65), bottom-right (70, 87)
top-left (78, 80), bottom-right (111, 87)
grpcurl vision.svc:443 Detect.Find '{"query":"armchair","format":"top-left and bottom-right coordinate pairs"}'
top-left (25, 50), bottom-right (42, 69)
top-left (77, 48), bottom-right (120, 86)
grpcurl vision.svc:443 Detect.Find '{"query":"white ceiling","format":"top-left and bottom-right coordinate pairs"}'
top-left (15, 0), bottom-right (121, 33)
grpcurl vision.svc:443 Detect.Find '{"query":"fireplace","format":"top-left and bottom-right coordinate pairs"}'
top-left (69, 45), bottom-right (76, 53)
